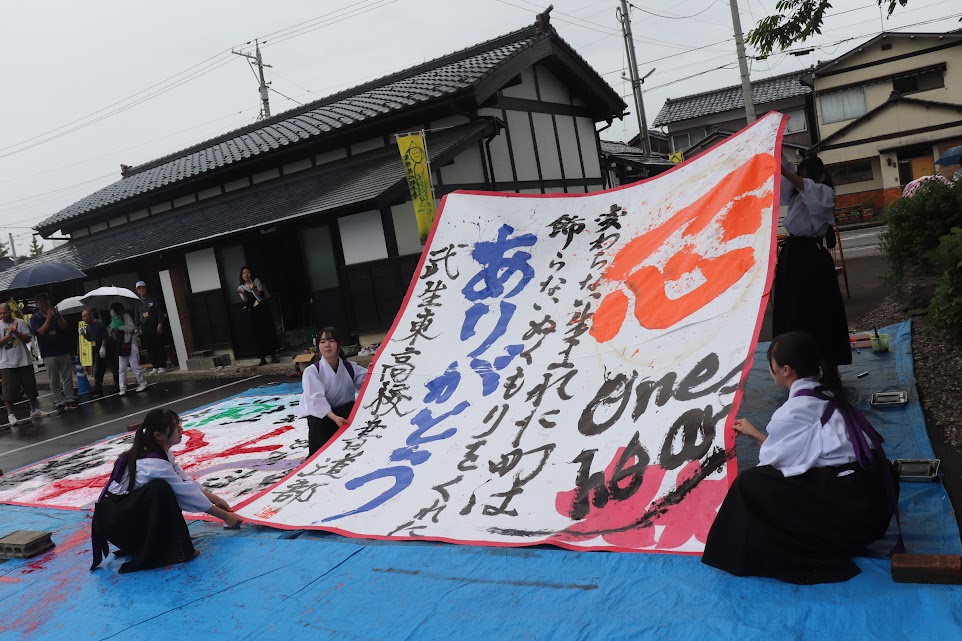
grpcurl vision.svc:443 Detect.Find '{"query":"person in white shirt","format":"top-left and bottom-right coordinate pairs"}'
top-left (299, 327), bottom-right (367, 456)
top-left (0, 303), bottom-right (44, 425)
top-left (774, 155), bottom-right (851, 367)
top-left (702, 332), bottom-right (895, 584)
top-left (90, 408), bottom-right (241, 573)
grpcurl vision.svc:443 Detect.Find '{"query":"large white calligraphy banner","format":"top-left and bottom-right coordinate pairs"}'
top-left (0, 388), bottom-right (308, 514)
top-left (238, 114), bottom-right (786, 553)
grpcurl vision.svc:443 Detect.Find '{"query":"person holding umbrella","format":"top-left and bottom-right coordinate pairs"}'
top-left (80, 308), bottom-right (117, 397)
top-left (109, 302), bottom-right (147, 396)
top-left (29, 293), bottom-right (77, 413)
top-left (0, 303), bottom-right (44, 425)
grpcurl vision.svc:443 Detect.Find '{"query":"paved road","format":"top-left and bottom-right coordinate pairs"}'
top-left (0, 374), bottom-right (288, 475)
top-left (839, 225), bottom-right (883, 257)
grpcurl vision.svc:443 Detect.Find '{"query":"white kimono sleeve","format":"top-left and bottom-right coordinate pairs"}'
top-left (299, 366), bottom-right (332, 419)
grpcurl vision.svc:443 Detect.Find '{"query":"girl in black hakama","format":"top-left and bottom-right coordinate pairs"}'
top-left (773, 155), bottom-right (851, 366)
top-left (90, 409), bottom-right (243, 573)
top-left (702, 332), bottom-right (899, 584)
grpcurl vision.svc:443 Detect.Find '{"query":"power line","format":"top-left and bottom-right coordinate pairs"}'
top-left (0, 0), bottom-right (405, 163)
top-left (627, 1), bottom-right (719, 21)
top-left (269, 87), bottom-right (304, 106)
top-left (494, 0), bottom-right (730, 52)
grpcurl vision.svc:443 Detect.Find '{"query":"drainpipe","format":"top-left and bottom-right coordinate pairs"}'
top-left (484, 133), bottom-right (498, 191)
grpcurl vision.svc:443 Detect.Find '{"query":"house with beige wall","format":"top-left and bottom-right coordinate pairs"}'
top-left (808, 30), bottom-right (962, 212)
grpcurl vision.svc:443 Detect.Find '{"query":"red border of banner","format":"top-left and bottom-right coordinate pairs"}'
top-left (231, 114), bottom-right (787, 554)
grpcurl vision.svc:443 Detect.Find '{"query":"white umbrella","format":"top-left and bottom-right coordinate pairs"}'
top-left (79, 286), bottom-right (140, 310)
top-left (55, 295), bottom-right (86, 314)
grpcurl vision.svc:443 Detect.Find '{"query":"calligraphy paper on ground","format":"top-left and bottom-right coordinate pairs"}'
top-left (0, 387), bottom-right (308, 513)
top-left (238, 114), bottom-right (786, 553)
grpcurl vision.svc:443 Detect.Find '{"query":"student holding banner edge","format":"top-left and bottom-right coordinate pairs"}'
top-left (91, 408), bottom-right (242, 573)
top-left (702, 331), bottom-right (896, 584)
top-left (299, 327), bottom-right (367, 456)
top-left (773, 154), bottom-right (851, 368)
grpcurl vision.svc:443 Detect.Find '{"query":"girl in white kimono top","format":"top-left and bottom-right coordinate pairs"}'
top-left (773, 154), bottom-right (851, 366)
top-left (702, 332), bottom-right (896, 585)
top-left (91, 408), bottom-right (242, 573)
top-left (299, 327), bottom-right (368, 456)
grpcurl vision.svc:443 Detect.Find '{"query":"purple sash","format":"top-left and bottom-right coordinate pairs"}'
top-left (794, 387), bottom-right (905, 554)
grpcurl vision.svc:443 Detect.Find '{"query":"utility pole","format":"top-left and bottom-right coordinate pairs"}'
top-left (617, 0), bottom-right (652, 156)
top-left (8, 233), bottom-right (16, 259)
top-left (728, 0), bottom-right (756, 123)
top-left (232, 39), bottom-right (272, 120)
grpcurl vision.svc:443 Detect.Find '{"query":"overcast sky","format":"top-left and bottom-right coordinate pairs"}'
top-left (1, 0), bottom-right (959, 254)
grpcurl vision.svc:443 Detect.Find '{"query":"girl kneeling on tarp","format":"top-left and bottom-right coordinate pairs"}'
top-left (300, 327), bottom-right (368, 456)
top-left (90, 408), bottom-right (242, 573)
top-left (702, 331), bottom-right (899, 584)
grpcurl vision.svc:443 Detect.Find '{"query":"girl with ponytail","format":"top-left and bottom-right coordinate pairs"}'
top-left (91, 408), bottom-right (242, 573)
top-left (702, 331), bottom-right (899, 584)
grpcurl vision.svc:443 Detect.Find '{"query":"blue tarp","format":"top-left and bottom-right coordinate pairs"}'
top-left (1, 321), bottom-right (960, 641)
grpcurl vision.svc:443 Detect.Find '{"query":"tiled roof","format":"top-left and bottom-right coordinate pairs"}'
top-left (37, 28), bottom-right (544, 233)
top-left (38, 24), bottom-right (623, 234)
top-left (4, 121), bottom-right (496, 292)
top-left (652, 70), bottom-right (811, 127)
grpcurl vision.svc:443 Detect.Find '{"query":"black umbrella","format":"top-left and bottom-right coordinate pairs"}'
top-left (8, 262), bottom-right (87, 290)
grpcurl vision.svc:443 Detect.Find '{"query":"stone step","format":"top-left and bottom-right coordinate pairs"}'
top-left (186, 354), bottom-right (232, 371)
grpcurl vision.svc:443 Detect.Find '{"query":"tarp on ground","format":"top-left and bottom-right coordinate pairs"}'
top-left (237, 113), bottom-right (787, 553)
top-left (0, 385), bottom-right (308, 512)
top-left (1, 323), bottom-right (960, 641)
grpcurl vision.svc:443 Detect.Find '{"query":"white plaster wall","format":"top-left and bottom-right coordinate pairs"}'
top-left (501, 68), bottom-right (539, 100)
top-left (532, 113), bottom-right (563, 180)
top-left (555, 116), bottom-right (583, 179)
top-left (339, 210), bottom-right (388, 265)
top-left (505, 110), bottom-right (539, 181)
top-left (439, 146), bottom-right (486, 185)
top-left (535, 64), bottom-right (570, 104)
top-left (576, 117), bottom-right (602, 178)
top-left (391, 201), bottom-right (424, 256)
top-left (185, 248), bottom-right (221, 293)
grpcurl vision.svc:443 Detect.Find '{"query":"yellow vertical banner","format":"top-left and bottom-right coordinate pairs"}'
top-left (78, 321), bottom-right (93, 367)
top-left (396, 131), bottom-right (436, 244)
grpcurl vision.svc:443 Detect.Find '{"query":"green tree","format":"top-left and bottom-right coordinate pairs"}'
top-left (30, 235), bottom-right (43, 256)
top-left (0, 240), bottom-right (8, 260)
top-left (747, 0), bottom-right (909, 55)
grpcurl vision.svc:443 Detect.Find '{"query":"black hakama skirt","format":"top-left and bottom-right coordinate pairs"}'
top-left (701, 463), bottom-right (894, 584)
top-left (91, 480), bottom-right (196, 573)
top-left (773, 236), bottom-right (852, 366)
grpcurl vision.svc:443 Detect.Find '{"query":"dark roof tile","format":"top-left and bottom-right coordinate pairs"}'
top-left (5, 121), bottom-right (496, 292)
top-left (652, 70), bottom-right (811, 127)
top-left (37, 28), bottom-right (544, 232)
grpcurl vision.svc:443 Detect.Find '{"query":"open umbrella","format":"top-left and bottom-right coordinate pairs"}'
top-left (936, 145), bottom-right (962, 167)
top-left (79, 286), bottom-right (140, 310)
top-left (55, 295), bottom-right (86, 314)
top-left (8, 262), bottom-right (86, 290)
top-left (901, 174), bottom-right (952, 198)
